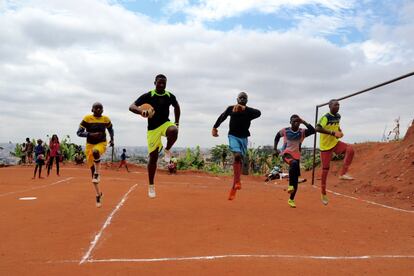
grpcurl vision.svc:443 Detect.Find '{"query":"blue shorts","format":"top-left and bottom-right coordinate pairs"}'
top-left (228, 135), bottom-right (248, 156)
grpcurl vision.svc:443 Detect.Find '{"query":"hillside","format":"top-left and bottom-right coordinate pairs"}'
top-left (323, 120), bottom-right (414, 209)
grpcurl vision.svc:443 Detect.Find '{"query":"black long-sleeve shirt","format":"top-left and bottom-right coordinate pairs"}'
top-left (213, 106), bottom-right (261, 138)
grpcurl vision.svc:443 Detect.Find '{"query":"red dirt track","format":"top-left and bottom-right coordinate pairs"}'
top-left (1, 155), bottom-right (413, 275)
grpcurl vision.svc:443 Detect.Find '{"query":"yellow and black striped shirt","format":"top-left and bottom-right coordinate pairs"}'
top-left (79, 115), bottom-right (112, 144)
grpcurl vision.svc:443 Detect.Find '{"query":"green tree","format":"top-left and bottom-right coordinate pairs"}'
top-left (177, 146), bottom-right (205, 170)
top-left (210, 144), bottom-right (231, 168)
top-left (58, 135), bottom-right (83, 161)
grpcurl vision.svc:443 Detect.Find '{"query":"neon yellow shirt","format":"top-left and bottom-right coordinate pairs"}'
top-left (318, 112), bottom-right (340, 151)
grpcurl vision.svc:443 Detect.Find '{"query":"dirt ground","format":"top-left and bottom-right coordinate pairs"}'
top-left (320, 122), bottom-right (414, 210)
top-left (1, 142), bottom-right (413, 276)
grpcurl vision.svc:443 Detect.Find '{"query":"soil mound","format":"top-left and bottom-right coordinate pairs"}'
top-left (328, 132), bottom-right (414, 209)
top-left (403, 120), bottom-right (414, 143)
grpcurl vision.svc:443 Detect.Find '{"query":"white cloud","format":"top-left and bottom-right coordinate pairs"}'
top-left (166, 0), bottom-right (355, 22)
top-left (0, 0), bottom-right (413, 149)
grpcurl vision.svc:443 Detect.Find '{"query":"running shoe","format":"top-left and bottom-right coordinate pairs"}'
top-left (148, 185), bottom-right (156, 198)
top-left (321, 194), bottom-right (329, 205)
top-left (339, 174), bottom-right (354, 180)
top-left (287, 185), bottom-right (295, 194)
top-left (288, 199), bottom-right (296, 208)
top-left (96, 192), bottom-right (103, 208)
top-left (164, 149), bottom-right (172, 163)
top-left (92, 173), bottom-right (100, 184)
top-left (228, 188), bottom-right (237, 200)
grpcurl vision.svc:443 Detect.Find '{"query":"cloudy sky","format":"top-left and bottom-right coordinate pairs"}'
top-left (1, 0), bottom-right (413, 149)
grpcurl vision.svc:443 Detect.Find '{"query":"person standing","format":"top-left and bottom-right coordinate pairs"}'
top-left (21, 142), bottom-right (27, 164)
top-left (26, 138), bottom-right (34, 165)
top-left (212, 92), bottom-right (261, 200)
top-left (315, 99), bottom-right (355, 205)
top-left (47, 134), bottom-right (61, 176)
top-left (129, 74), bottom-right (180, 198)
top-left (32, 139), bottom-right (45, 179)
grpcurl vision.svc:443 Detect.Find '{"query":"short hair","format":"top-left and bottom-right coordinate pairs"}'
top-left (92, 102), bottom-right (103, 108)
top-left (290, 114), bottom-right (300, 121)
top-left (123, 148), bottom-right (126, 151)
top-left (155, 74), bottom-right (167, 81)
top-left (238, 92), bottom-right (248, 98)
top-left (328, 99), bottom-right (338, 106)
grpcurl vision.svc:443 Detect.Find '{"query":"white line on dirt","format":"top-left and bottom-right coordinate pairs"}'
top-left (79, 184), bottom-right (138, 265)
top-left (82, 254), bottom-right (414, 263)
top-left (311, 185), bottom-right (414, 213)
top-left (0, 177), bottom-right (74, 198)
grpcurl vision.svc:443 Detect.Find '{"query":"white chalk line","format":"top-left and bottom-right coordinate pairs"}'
top-left (311, 185), bottom-right (414, 214)
top-left (0, 177), bottom-right (74, 198)
top-left (69, 254), bottom-right (414, 264)
top-left (79, 183), bottom-right (138, 265)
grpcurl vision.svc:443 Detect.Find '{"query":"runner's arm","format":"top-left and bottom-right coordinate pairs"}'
top-left (129, 93), bottom-right (149, 116)
top-left (303, 121), bottom-right (316, 137)
top-left (273, 132), bottom-right (282, 155)
top-left (248, 107), bottom-right (261, 120)
top-left (129, 102), bottom-right (145, 116)
top-left (315, 117), bottom-right (336, 136)
top-left (213, 106), bottom-right (232, 129)
top-left (173, 102), bottom-right (181, 126)
top-left (107, 124), bottom-right (114, 146)
top-left (77, 126), bottom-right (89, 138)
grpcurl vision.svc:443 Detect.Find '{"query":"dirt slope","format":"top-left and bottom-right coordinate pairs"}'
top-left (325, 121), bottom-right (414, 209)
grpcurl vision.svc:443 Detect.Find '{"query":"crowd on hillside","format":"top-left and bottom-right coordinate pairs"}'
top-left (20, 135), bottom-right (85, 178)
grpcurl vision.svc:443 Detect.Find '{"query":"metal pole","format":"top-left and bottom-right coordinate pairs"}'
top-left (111, 145), bottom-right (114, 163)
top-left (311, 105), bottom-right (319, 185)
top-left (317, 71), bottom-right (414, 108)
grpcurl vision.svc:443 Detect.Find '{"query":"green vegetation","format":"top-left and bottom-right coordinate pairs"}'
top-left (209, 144), bottom-right (231, 168)
top-left (60, 135), bottom-right (83, 161)
top-left (176, 146), bottom-right (205, 170)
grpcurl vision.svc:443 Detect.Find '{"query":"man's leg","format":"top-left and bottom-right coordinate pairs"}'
top-left (148, 149), bottom-right (158, 198)
top-left (165, 126), bottom-right (178, 151)
top-left (334, 141), bottom-right (355, 177)
top-left (233, 152), bottom-right (242, 189)
top-left (33, 165), bottom-right (38, 178)
top-left (55, 156), bottom-right (60, 176)
top-left (38, 164), bottom-right (43, 178)
top-left (164, 125), bottom-right (178, 162)
top-left (320, 150), bottom-right (333, 195)
top-left (92, 149), bottom-right (101, 194)
top-left (48, 157), bottom-right (55, 176)
top-left (228, 152), bottom-right (242, 200)
top-left (90, 166), bottom-right (95, 177)
top-left (289, 160), bottom-right (300, 200)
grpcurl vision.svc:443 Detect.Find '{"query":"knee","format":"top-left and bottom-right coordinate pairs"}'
top-left (92, 149), bottom-right (100, 160)
top-left (234, 153), bottom-right (242, 163)
top-left (347, 145), bottom-right (354, 154)
top-left (167, 126), bottom-right (178, 137)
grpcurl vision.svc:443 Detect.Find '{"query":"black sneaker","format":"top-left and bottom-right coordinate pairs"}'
top-left (96, 192), bottom-right (103, 208)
